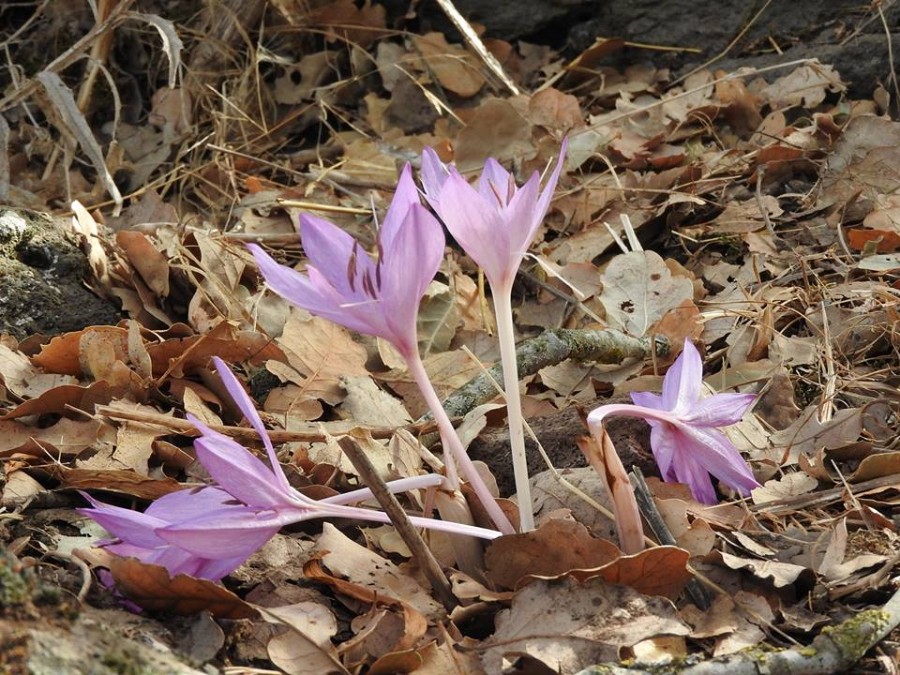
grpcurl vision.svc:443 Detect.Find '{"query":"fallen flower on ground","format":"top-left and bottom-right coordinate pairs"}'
top-left (587, 339), bottom-right (760, 505)
top-left (419, 141), bottom-right (567, 531)
top-left (80, 357), bottom-right (502, 582)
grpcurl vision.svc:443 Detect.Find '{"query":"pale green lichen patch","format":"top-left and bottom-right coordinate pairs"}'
top-left (822, 609), bottom-right (891, 661)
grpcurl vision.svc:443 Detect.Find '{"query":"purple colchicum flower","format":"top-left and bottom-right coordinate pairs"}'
top-left (420, 140), bottom-right (567, 295)
top-left (587, 340), bottom-right (760, 505)
top-left (80, 358), bottom-right (501, 582)
top-left (419, 141), bottom-right (568, 532)
top-left (247, 164), bottom-right (443, 362)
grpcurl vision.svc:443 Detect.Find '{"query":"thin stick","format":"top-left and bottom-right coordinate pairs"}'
top-left (631, 466), bottom-right (711, 610)
top-left (432, 0), bottom-right (520, 95)
top-left (337, 436), bottom-right (457, 611)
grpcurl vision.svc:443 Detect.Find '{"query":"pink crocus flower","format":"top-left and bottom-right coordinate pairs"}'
top-left (247, 164), bottom-right (442, 362)
top-left (80, 358), bottom-right (502, 582)
top-left (419, 141), bottom-right (567, 532)
top-left (587, 340), bottom-right (760, 505)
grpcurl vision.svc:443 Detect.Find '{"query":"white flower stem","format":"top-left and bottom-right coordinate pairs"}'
top-left (492, 288), bottom-right (535, 532)
top-left (405, 352), bottom-right (516, 535)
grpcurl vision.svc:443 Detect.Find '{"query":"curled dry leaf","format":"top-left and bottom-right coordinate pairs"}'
top-left (106, 556), bottom-right (258, 620)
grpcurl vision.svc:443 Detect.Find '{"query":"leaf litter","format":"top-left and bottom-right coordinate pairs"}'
top-left (2, 2), bottom-right (900, 674)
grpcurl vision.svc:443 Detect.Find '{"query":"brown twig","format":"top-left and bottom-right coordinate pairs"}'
top-left (336, 435), bottom-right (458, 611)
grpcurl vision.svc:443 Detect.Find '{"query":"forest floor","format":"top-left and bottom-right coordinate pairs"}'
top-left (2, 1), bottom-right (900, 673)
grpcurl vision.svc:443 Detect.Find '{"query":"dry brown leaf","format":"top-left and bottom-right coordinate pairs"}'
top-left (484, 519), bottom-right (620, 590)
top-left (0, 381), bottom-right (113, 420)
top-left (273, 314), bottom-right (368, 405)
top-left (528, 87), bottom-right (584, 133)
top-left (719, 551), bottom-right (808, 588)
top-left (106, 555), bottom-right (257, 619)
top-left (563, 546), bottom-right (692, 600)
top-left (46, 466), bottom-right (183, 500)
top-left (482, 576), bottom-right (689, 674)
top-left (599, 251), bottom-right (695, 337)
top-left (0, 417), bottom-right (105, 458)
top-left (116, 230), bottom-right (170, 297)
top-left (453, 97), bottom-right (535, 170)
top-left (412, 33), bottom-right (486, 98)
top-left (312, 523), bottom-right (445, 621)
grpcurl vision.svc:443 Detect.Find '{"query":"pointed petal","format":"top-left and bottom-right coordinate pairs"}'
top-left (379, 203), bottom-right (445, 356)
top-left (298, 214), bottom-right (360, 294)
top-left (189, 416), bottom-right (291, 508)
top-left (504, 171), bottom-right (543, 256)
top-left (681, 392), bottom-right (756, 427)
top-left (248, 243), bottom-right (332, 312)
top-left (532, 137), bottom-right (567, 222)
top-left (145, 486), bottom-right (242, 521)
top-left (420, 146), bottom-right (450, 206)
top-left (212, 357), bottom-right (292, 493)
top-left (630, 390), bottom-right (664, 410)
top-left (661, 339), bottom-right (702, 411)
top-left (379, 164), bottom-right (421, 252)
top-left (477, 158), bottom-right (513, 204)
top-left (680, 425), bottom-right (760, 495)
top-left (647, 425), bottom-right (677, 481)
top-left (304, 267), bottom-right (389, 337)
top-left (668, 445), bottom-right (718, 504)
top-left (437, 174), bottom-right (510, 287)
top-left (78, 493), bottom-right (167, 548)
top-left (157, 508), bottom-right (295, 558)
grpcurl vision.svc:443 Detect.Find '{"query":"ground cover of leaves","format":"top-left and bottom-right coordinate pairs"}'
top-left (1, 1), bottom-right (900, 673)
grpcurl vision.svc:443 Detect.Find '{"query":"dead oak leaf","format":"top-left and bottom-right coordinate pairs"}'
top-left (106, 555), bottom-right (257, 619)
top-left (485, 519), bottom-right (621, 590)
top-left (272, 314), bottom-right (368, 405)
top-left (599, 251), bottom-right (694, 337)
top-left (411, 33), bottom-right (486, 98)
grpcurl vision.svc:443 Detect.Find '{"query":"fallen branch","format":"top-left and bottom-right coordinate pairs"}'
top-left (437, 329), bottom-right (667, 419)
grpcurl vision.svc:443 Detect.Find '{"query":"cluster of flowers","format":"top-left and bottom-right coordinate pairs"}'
top-left (81, 141), bottom-right (760, 581)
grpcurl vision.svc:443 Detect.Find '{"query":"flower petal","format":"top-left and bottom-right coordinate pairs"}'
top-left (212, 357), bottom-right (293, 494)
top-left (189, 416), bottom-right (293, 509)
top-left (532, 137), bottom-right (567, 222)
top-left (661, 339), bottom-right (703, 411)
top-left (477, 158), bottom-right (513, 204)
top-left (298, 214), bottom-right (362, 295)
top-left (379, 164), bottom-right (422, 253)
top-left (437, 173), bottom-right (510, 286)
top-left (630, 390), bottom-right (664, 410)
top-left (78, 492), bottom-right (168, 549)
top-left (681, 392), bottom-right (756, 427)
top-left (504, 170), bottom-right (543, 256)
top-left (668, 444), bottom-right (718, 504)
top-left (157, 508), bottom-right (295, 559)
top-left (379, 203), bottom-right (445, 356)
top-left (420, 146), bottom-right (450, 206)
top-left (679, 425), bottom-right (760, 495)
